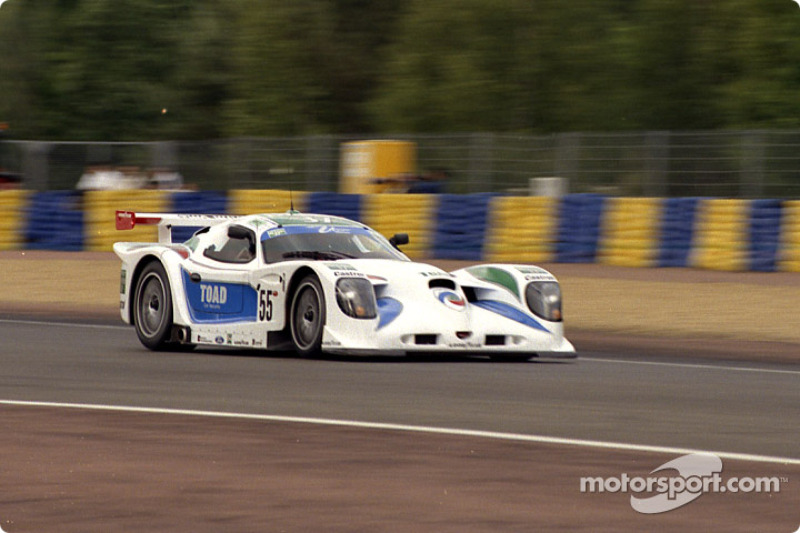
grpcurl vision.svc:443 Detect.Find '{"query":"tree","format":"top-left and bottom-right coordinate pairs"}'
top-left (223, 0), bottom-right (404, 136)
top-left (369, 0), bottom-right (634, 133)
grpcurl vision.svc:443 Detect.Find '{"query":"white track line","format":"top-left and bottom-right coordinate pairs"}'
top-left (1, 399), bottom-right (798, 466)
top-left (0, 319), bottom-right (128, 330)
top-left (583, 356), bottom-right (800, 376)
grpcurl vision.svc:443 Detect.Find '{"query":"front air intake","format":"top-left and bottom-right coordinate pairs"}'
top-left (428, 278), bottom-right (456, 290)
top-left (414, 334), bottom-right (438, 345)
top-left (485, 335), bottom-right (506, 346)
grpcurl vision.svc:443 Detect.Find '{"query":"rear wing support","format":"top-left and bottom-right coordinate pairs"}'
top-left (115, 210), bottom-right (237, 243)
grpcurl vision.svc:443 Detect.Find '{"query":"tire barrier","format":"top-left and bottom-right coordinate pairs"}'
top-left (305, 192), bottom-right (363, 223)
top-left (555, 194), bottom-right (605, 263)
top-left (24, 191), bottom-right (84, 251)
top-left (691, 199), bottom-right (749, 271)
top-left (780, 200), bottom-right (800, 272)
top-left (749, 199), bottom-right (782, 272)
top-left (432, 193), bottom-right (494, 261)
top-left (362, 194), bottom-right (436, 260)
top-left (170, 191), bottom-right (228, 243)
top-left (228, 189), bottom-right (305, 216)
top-left (84, 190), bottom-right (168, 251)
top-left (599, 197), bottom-right (662, 268)
top-left (2, 189), bottom-right (799, 272)
top-left (0, 190), bottom-right (29, 251)
top-left (485, 196), bottom-right (557, 264)
top-left (657, 197), bottom-right (699, 268)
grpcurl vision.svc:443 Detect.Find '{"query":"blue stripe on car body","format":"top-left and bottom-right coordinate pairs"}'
top-left (376, 297), bottom-right (403, 330)
top-left (471, 300), bottom-right (551, 334)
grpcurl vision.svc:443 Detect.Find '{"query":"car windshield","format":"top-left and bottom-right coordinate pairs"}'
top-left (261, 226), bottom-right (407, 264)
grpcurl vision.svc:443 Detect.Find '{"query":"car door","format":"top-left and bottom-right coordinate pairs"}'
top-left (183, 224), bottom-right (259, 324)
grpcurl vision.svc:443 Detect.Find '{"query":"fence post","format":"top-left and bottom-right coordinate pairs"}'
top-left (554, 132), bottom-right (580, 190)
top-left (151, 141), bottom-right (178, 170)
top-left (305, 135), bottom-right (336, 192)
top-left (644, 131), bottom-right (669, 197)
top-left (740, 130), bottom-right (764, 198)
top-left (22, 141), bottom-right (52, 191)
top-left (468, 132), bottom-right (494, 193)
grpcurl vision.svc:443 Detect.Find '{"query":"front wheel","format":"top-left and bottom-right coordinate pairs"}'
top-left (289, 275), bottom-right (326, 356)
top-left (133, 262), bottom-right (174, 350)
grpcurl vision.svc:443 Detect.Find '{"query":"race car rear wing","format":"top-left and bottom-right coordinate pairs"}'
top-left (115, 210), bottom-right (237, 243)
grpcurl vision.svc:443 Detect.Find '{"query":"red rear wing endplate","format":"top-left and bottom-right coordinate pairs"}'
top-left (115, 210), bottom-right (163, 230)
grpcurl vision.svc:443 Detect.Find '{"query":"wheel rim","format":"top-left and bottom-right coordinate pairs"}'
top-left (292, 284), bottom-right (322, 350)
top-left (138, 273), bottom-right (166, 337)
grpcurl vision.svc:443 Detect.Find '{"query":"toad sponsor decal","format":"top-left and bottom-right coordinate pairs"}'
top-left (200, 284), bottom-right (227, 306)
top-left (182, 269), bottom-right (258, 323)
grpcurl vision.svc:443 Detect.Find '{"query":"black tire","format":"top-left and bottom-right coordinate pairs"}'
top-left (133, 261), bottom-right (174, 351)
top-left (289, 275), bottom-right (326, 356)
top-left (489, 354), bottom-right (533, 363)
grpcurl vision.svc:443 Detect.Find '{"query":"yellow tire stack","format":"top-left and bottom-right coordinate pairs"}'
top-left (84, 190), bottom-right (168, 251)
top-left (0, 190), bottom-right (29, 251)
top-left (779, 200), bottom-right (800, 272)
top-left (362, 194), bottom-right (436, 260)
top-left (599, 197), bottom-right (662, 268)
top-left (485, 196), bottom-right (557, 264)
top-left (228, 189), bottom-right (307, 215)
top-left (690, 199), bottom-right (749, 271)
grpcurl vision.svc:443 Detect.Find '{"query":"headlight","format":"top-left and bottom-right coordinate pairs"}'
top-left (335, 278), bottom-right (377, 319)
top-left (525, 281), bottom-right (562, 321)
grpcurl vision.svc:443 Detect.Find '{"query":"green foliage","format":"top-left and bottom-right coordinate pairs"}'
top-left (3, 0), bottom-right (800, 139)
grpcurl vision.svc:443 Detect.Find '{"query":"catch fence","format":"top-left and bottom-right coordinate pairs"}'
top-left (2, 130), bottom-right (800, 197)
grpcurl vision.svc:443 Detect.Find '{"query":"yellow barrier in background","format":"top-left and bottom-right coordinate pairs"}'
top-left (779, 200), bottom-right (800, 272)
top-left (229, 189), bottom-right (307, 215)
top-left (85, 190), bottom-right (168, 251)
top-left (690, 199), bottom-right (748, 271)
top-left (340, 141), bottom-right (416, 194)
top-left (599, 197), bottom-right (662, 268)
top-left (0, 190), bottom-right (29, 251)
top-left (362, 194), bottom-right (436, 260)
top-left (485, 196), bottom-right (556, 263)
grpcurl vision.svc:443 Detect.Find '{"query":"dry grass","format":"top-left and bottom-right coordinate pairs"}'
top-left (2, 251), bottom-right (798, 344)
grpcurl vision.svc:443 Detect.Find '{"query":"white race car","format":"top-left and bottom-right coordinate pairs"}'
top-left (114, 210), bottom-right (576, 361)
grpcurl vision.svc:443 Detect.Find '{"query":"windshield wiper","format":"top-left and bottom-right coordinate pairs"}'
top-left (282, 250), bottom-right (354, 261)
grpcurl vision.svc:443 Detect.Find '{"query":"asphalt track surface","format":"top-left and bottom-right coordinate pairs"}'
top-left (2, 318), bottom-right (799, 460)
top-left (1, 317), bottom-right (799, 531)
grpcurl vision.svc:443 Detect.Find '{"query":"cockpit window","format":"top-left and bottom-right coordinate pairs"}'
top-left (203, 225), bottom-right (256, 263)
top-left (261, 226), bottom-right (407, 264)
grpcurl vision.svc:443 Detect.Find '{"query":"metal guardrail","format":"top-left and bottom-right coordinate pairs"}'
top-left (2, 131), bottom-right (800, 197)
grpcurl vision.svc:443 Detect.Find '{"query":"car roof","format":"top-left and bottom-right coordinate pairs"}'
top-left (237, 212), bottom-right (365, 232)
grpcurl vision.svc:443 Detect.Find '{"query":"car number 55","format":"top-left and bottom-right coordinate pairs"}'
top-left (258, 289), bottom-right (273, 322)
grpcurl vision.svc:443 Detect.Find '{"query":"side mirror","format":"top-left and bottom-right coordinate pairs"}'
top-left (228, 224), bottom-right (255, 254)
top-left (228, 224), bottom-right (252, 241)
top-left (389, 233), bottom-right (409, 249)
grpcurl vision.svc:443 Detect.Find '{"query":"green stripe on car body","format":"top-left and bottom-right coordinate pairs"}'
top-left (466, 266), bottom-right (520, 300)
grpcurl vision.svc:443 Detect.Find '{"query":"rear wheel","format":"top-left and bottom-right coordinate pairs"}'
top-left (133, 262), bottom-right (173, 350)
top-left (289, 275), bottom-right (326, 356)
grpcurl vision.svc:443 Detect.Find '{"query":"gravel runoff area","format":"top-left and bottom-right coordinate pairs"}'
top-left (1, 250), bottom-right (799, 362)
